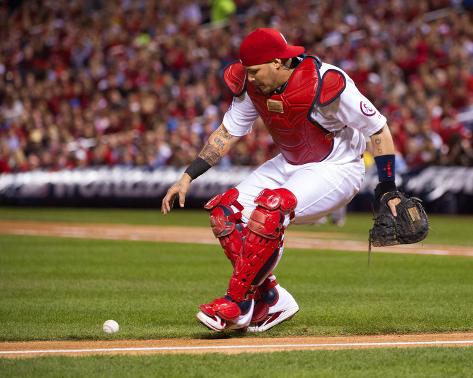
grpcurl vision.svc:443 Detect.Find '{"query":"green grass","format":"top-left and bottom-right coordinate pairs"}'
top-left (0, 206), bottom-right (209, 227)
top-left (1, 234), bottom-right (472, 341)
top-left (1, 207), bottom-right (472, 376)
top-left (1, 348), bottom-right (473, 377)
top-left (1, 207), bottom-right (472, 245)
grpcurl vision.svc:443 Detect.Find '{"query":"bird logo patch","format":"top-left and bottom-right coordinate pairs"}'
top-left (360, 101), bottom-right (376, 116)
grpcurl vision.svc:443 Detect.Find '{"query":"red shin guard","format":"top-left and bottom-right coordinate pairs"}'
top-left (226, 188), bottom-right (297, 302)
top-left (204, 188), bottom-right (246, 266)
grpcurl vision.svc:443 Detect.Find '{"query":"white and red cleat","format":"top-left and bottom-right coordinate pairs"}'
top-left (247, 284), bottom-right (299, 333)
top-left (196, 297), bottom-right (254, 332)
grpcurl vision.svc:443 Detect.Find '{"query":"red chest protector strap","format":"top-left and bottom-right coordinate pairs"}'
top-left (223, 62), bottom-right (246, 97)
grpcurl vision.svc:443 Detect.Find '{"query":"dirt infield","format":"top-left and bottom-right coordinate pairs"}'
top-left (1, 219), bottom-right (473, 357)
top-left (1, 333), bottom-right (473, 358)
top-left (1, 220), bottom-right (473, 257)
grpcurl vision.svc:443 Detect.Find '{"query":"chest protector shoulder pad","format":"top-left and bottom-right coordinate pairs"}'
top-left (223, 62), bottom-right (246, 97)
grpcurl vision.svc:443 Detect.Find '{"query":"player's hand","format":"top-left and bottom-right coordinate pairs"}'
top-left (374, 183), bottom-right (401, 217)
top-left (161, 174), bottom-right (192, 215)
top-left (387, 197), bottom-right (401, 217)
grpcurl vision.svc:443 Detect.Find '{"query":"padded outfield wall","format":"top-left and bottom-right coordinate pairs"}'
top-left (1, 166), bottom-right (473, 214)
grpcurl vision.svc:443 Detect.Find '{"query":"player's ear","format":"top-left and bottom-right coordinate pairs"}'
top-left (273, 58), bottom-right (290, 70)
top-left (272, 59), bottom-right (283, 69)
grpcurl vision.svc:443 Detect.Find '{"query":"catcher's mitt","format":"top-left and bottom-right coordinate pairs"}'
top-left (369, 191), bottom-right (429, 247)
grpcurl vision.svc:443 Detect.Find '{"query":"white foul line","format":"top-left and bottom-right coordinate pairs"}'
top-left (2, 340), bottom-right (473, 356)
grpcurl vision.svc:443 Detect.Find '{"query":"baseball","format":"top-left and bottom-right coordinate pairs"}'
top-left (103, 319), bottom-right (119, 334)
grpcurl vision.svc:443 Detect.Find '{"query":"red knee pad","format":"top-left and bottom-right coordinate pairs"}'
top-left (248, 188), bottom-right (297, 238)
top-left (204, 188), bottom-right (246, 266)
top-left (205, 187), bottom-right (243, 237)
top-left (255, 188), bottom-right (297, 215)
top-left (226, 188), bottom-right (297, 302)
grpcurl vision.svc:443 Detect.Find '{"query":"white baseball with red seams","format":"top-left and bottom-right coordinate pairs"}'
top-left (103, 320), bottom-right (119, 334)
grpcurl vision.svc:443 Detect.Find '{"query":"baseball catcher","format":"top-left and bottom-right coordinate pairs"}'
top-left (162, 28), bottom-right (428, 333)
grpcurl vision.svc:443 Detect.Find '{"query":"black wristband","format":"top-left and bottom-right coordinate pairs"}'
top-left (184, 157), bottom-right (212, 180)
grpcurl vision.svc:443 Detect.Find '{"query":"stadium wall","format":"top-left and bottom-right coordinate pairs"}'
top-left (1, 166), bottom-right (473, 214)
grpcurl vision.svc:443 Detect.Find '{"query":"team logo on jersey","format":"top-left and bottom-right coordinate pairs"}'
top-left (267, 99), bottom-right (284, 113)
top-left (360, 101), bottom-right (376, 116)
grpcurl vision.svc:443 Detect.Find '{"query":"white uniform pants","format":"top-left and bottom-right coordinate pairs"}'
top-left (236, 154), bottom-right (365, 227)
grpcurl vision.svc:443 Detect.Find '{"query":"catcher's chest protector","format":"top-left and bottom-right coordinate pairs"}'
top-left (249, 58), bottom-right (332, 164)
top-left (224, 57), bottom-right (346, 165)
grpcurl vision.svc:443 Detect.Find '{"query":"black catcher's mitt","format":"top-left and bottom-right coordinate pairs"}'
top-left (369, 191), bottom-right (429, 247)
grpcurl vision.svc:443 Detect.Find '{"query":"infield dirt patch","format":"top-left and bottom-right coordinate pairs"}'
top-left (1, 333), bottom-right (473, 358)
top-left (1, 220), bottom-right (472, 257)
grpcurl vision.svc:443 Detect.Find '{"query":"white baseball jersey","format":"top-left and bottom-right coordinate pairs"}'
top-left (222, 62), bottom-right (387, 225)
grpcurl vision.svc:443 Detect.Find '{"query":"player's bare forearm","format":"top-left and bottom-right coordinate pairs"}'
top-left (369, 124), bottom-right (396, 157)
top-left (198, 123), bottom-right (240, 166)
top-left (161, 124), bottom-right (238, 215)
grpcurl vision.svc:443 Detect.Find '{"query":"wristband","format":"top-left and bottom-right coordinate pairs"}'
top-left (184, 157), bottom-right (212, 180)
top-left (374, 154), bottom-right (395, 182)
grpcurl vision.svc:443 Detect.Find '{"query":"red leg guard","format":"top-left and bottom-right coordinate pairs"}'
top-left (226, 188), bottom-right (297, 302)
top-left (204, 188), bottom-right (246, 266)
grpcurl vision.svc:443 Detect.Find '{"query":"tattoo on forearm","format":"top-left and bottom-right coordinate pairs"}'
top-left (216, 126), bottom-right (233, 141)
top-left (220, 125), bottom-right (232, 136)
top-left (198, 144), bottom-right (222, 166)
top-left (373, 136), bottom-right (383, 154)
top-left (214, 137), bottom-right (225, 149)
top-left (198, 126), bottom-right (233, 165)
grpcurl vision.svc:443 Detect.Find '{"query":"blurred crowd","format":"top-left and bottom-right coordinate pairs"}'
top-left (1, 0), bottom-right (473, 173)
